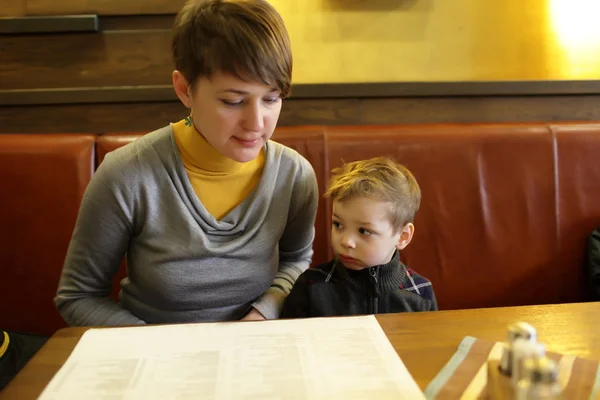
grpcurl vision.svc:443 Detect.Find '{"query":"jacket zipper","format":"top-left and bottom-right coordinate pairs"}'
top-left (369, 266), bottom-right (379, 314)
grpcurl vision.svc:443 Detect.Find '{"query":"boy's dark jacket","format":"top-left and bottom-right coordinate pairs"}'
top-left (586, 226), bottom-right (600, 301)
top-left (280, 251), bottom-right (437, 318)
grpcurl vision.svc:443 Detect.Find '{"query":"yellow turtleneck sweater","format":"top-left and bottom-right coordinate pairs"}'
top-left (172, 119), bottom-right (265, 220)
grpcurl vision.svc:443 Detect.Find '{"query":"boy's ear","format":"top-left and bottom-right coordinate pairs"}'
top-left (172, 70), bottom-right (193, 109)
top-left (396, 223), bottom-right (415, 251)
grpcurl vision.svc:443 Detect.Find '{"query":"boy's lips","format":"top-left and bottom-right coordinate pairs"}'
top-left (339, 255), bottom-right (359, 264)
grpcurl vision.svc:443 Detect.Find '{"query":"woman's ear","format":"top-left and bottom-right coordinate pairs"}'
top-left (396, 223), bottom-right (415, 251)
top-left (172, 70), bottom-right (193, 109)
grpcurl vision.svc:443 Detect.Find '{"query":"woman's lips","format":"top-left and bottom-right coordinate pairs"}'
top-left (233, 137), bottom-right (260, 147)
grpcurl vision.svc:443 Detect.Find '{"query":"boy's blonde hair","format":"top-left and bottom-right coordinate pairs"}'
top-left (325, 157), bottom-right (421, 231)
top-left (172, 0), bottom-right (292, 97)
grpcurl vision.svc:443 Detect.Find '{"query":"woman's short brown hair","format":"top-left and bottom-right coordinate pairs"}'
top-left (172, 0), bottom-right (293, 97)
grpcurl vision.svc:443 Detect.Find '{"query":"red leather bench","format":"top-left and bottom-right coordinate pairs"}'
top-left (2, 122), bottom-right (600, 336)
top-left (0, 134), bottom-right (95, 336)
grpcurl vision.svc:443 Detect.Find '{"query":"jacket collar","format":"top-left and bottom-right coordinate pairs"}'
top-left (334, 250), bottom-right (407, 295)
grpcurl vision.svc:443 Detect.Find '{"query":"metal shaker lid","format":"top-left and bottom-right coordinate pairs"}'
top-left (507, 322), bottom-right (537, 343)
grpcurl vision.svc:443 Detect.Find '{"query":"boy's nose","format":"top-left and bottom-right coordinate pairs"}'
top-left (341, 235), bottom-right (355, 249)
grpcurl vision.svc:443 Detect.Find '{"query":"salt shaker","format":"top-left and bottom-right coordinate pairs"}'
top-left (516, 356), bottom-right (563, 399)
top-left (510, 337), bottom-right (546, 386)
top-left (500, 322), bottom-right (538, 376)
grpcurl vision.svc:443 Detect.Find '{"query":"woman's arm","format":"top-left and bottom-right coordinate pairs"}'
top-left (55, 152), bottom-right (145, 326)
top-left (251, 156), bottom-right (319, 319)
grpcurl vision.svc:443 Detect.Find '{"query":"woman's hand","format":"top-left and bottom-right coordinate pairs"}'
top-left (241, 307), bottom-right (266, 321)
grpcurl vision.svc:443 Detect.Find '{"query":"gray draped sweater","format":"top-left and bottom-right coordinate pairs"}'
top-left (55, 126), bottom-right (318, 326)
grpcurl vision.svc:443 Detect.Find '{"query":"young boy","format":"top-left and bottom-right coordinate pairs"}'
top-left (281, 157), bottom-right (437, 318)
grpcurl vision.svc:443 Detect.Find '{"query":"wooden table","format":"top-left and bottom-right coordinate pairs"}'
top-left (2, 302), bottom-right (599, 399)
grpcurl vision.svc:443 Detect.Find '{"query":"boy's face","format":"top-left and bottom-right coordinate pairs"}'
top-left (173, 70), bottom-right (282, 163)
top-left (331, 197), bottom-right (414, 271)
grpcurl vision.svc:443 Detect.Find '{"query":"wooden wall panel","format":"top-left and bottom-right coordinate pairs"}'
top-left (0, 0), bottom-right (26, 17)
top-left (288, 96), bottom-right (600, 125)
top-left (5, 0), bottom-right (185, 16)
top-left (1, 14), bottom-right (599, 135)
top-left (2, 95), bottom-right (600, 134)
top-left (0, 30), bottom-right (172, 90)
top-left (0, 102), bottom-right (187, 134)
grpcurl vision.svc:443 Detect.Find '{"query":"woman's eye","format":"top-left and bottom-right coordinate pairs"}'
top-left (221, 100), bottom-right (243, 107)
top-left (263, 97), bottom-right (280, 105)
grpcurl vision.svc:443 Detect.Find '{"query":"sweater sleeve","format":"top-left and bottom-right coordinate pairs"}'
top-left (54, 152), bottom-right (145, 326)
top-left (252, 156), bottom-right (319, 319)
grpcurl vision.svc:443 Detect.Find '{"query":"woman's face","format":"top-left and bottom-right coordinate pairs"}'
top-left (174, 70), bottom-right (283, 163)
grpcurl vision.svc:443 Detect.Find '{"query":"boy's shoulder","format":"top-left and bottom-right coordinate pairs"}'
top-left (400, 265), bottom-right (435, 302)
top-left (298, 260), bottom-right (337, 284)
top-left (298, 261), bottom-right (436, 302)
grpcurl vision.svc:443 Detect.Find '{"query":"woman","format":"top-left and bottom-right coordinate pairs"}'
top-left (55, 0), bottom-right (318, 325)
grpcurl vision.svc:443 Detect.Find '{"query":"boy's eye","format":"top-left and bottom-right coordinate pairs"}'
top-left (359, 228), bottom-right (372, 236)
top-left (332, 221), bottom-right (342, 229)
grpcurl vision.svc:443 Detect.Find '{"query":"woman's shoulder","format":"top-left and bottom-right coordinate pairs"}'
top-left (266, 140), bottom-right (315, 176)
top-left (104, 126), bottom-right (172, 161)
top-left (95, 125), bottom-right (175, 185)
